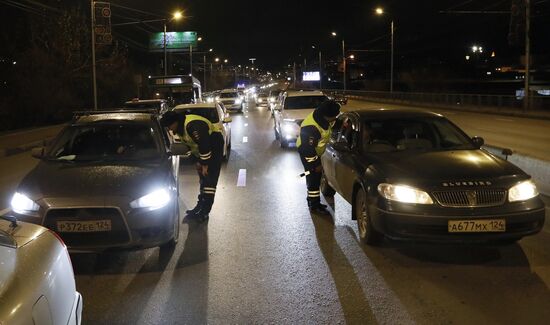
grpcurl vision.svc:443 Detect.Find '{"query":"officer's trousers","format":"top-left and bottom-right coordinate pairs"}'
top-left (299, 152), bottom-right (322, 207)
top-left (196, 132), bottom-right (224, 213)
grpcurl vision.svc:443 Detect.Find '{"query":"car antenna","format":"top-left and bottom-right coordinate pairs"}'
top-left (0, 215), bottom-right (18, 228)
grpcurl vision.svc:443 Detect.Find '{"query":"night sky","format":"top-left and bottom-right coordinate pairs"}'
top-left (1, 0), bottom-right (549, 69)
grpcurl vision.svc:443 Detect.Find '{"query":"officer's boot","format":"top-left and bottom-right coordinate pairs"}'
top-left (185, 194), bottom-right (203, 217)
top-left (308, 197), bottom-right (330, 215)
top-left (195, 196), bottom-right (214, 222)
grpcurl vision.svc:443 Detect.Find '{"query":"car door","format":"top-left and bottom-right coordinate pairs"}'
top-left (322, 115), bottom-right (346, 194)
top-left (333, 115), bottom-right (361, 202)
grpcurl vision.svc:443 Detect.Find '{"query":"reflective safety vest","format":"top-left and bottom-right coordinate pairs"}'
top-left (183, 114), bottom-right (222, 158)
top-left (296, 112), bottom-right (332, 156)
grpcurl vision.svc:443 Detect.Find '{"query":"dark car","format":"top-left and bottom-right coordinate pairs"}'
top-left (321, 109), bottom-right (545, 245)
top-left (10, 110), bottom-right (187, 253)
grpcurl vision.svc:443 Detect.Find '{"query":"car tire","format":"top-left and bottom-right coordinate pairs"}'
top-left (354, 186), bottom-right (383, 245)
top-left (224, 141), bottom-right (231, 162)
top-left (320, 172), bottom-right (336, 197)
top-left (160, 199), bottom-right (180, 255)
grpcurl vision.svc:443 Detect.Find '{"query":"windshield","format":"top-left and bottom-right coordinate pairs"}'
top-left (269, 91), bottom-right (281, 97)
top-left (361, 117), bottom-right (475, 153)
top-left (220, 92), bottom-right (238, 98)
top-left (284, 96), bottom-right (328, 110)
top-left (47, 122), bottom-right (162, 162)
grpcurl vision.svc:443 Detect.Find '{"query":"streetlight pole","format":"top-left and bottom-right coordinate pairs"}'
top-left (342, 39), bottom-right (346, 94)
top-left (319, 50), bottom-right (322, 90)
top-left (524, 0), bottom-right (531, 111)
top-left (203, 54), bottom-right (206, 91)
top-left (189, 44), bottom-right (193, 76)
top-left (163, 22), bottom-right (167, 76)
top-left (90, 0), bottom-right (98, 110)
top-left (390, 20), bottom-right (394, 93)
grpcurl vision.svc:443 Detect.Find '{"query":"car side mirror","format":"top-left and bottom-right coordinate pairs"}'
top-left (502, 148), bottom-right (513, 160)
top-left (169, 142), bottom-right (189, 156)
top-left (472, 136), bottom-right (484, 148)
top-left (333, 141), bottom-right (351, 152)
top-left (31, 147), bottom-right (45, 159)
top-left (223, 117), bottom-right (232, 123)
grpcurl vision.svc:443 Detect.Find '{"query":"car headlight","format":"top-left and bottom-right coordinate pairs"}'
top-left (130, 189), bottom-right (171, 210)
top-left (269, 98), bottom-right (276, 103)
top-left (11, 192), bottom-right (40, 213)
top-left (258, 98), bottom-right (263, 103)
top-left (235, 98), bottom-right (242, 105)
top-left (377, 183), bottom-right (433, 204)
top-left (508, 180), bottom-right (538, 202)
top-left (206, 97), bottom-right (214, 103)
top-left (282, 121), bottom-right (296, 134)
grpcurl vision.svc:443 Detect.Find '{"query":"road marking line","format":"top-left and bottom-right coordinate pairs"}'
top-left (0, 208), bottom-right (11, 216)
top-left (496, 118), bottom-right (515, 122)
top-left (243, 136), bottom-right (248, 143)
top-left (237, 169), bottom-right (247, 187)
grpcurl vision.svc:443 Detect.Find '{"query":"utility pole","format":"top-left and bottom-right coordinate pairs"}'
top-left (189, 44), bottom-right (193, 76)
top-left (293, 62), bottom-right (297, 88)
top-left (390, 20), bottom-right (394, 93)
top-left (342, 39), bottom-right (346, 94)
top-left (203, 54), bottom-right (207, 91)
top-left (90, 0), bottom-right (98, 110)
top-left (524, 0), bottom-right (531, 111)
top-left (163, 22), bottom-right (167, 76)
top-left (319, 51), bottom-right (322, 90)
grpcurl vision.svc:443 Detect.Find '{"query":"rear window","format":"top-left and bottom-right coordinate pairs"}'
top-left (176, 108), bottom-right (219, 123)
top-left (284, 96), bottom-right (328, 110)
top-left (220, 93), bottom-right (238, 98)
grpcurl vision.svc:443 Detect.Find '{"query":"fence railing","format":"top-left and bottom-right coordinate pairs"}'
top-left (321, 89), bottom-right (550, 112)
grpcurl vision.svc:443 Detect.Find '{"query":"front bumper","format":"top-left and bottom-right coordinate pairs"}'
top-left (371, 199), bottom-right (546, 242)
top-left (14, 199), bottom-right (177, 252)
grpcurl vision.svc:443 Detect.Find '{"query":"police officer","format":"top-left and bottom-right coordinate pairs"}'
top-left (161, 110), bottom-right (224, 222)
top-left (296, 100), bottom-right (341, 214)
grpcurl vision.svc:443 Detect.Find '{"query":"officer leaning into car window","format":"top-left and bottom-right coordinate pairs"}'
top-left (296, 100), bottom-right (341, 214)
top-left (161, 111), bottom-right (224, 222)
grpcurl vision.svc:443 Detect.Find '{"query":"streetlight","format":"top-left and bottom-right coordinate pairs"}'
top-left (224, 59), bottom-right (228, 63)
top-left (215, 58), bottom-right (220, 62)
top-left (331, 31), bottom-right (346, 93)
top-left (349, 54), bottom-right (355, 59)
top-left (375, 7), bottom-right (394, 93)
top-left (163, 10), bottom-right (183, 76)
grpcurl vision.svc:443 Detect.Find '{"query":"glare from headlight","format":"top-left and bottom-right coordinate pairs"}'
top-left (258, 98), bottom-right (263, 103)
top-left (508, 180), bottom-right (538, 202)
top-left (130, 189), bottom-right (171, 210)
top-left (235, 98), bottom-right (242, 105)
top-left (206, 97), bottom-right (214, 103)
top-left (11, 192), bottom-right (40, 213)
top-left (282, 123), bottom-right (295, 134)
top-left (269, 97), bottom-right (275, 103)
top-left (378, 183), bottom-right (433, 204)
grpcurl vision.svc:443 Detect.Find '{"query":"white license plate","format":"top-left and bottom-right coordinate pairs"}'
top-left (448, 219), bottom-right (506, 233)
top-left (57, 220), bottom-right (112, 233)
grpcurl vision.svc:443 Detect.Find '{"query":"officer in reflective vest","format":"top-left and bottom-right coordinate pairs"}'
top-left (161, 110), bottom-right (224, 222)
top-left (296, 100), bottom-right (341, 214)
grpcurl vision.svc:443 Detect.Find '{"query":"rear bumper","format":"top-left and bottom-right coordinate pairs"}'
top-left (372, 207), bottom-right (546, 243)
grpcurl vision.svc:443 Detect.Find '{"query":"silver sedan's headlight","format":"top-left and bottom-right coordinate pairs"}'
top-left (378, 183), bottom-right (434, 204)
top-left (11, 192), bottom-right (40, 213)
top-left (130, 189), bottom-right (171, 210)
top-left (508, 180), bottom-right (538, 202)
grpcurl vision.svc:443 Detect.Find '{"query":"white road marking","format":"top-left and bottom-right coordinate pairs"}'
top-left (237, 169), bottom-right (247, 187)
top-left (0, 208), bottom-right (11, 216)
top-left (243, 136), bottom-right (248, 143)
top-left (496, 118), bottom-right (515, 122)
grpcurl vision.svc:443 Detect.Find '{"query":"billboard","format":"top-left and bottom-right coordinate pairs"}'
top-left (303, 71), bottom-right (320, 81)
top-left (149, 31), bottom-right (198, 52)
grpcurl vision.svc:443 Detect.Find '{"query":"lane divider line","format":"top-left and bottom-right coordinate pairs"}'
top-left (237, 169), bottom-right (247, 187)
top-left (243, 136), bottom-right (248, 143)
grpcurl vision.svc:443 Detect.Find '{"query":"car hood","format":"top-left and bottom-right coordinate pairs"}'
top-left (365, 149), bottom-right (526, 187)
top-left (18, 160), bottom-right (170, 201)
top-left (282, 109), bottom-right (314, 121)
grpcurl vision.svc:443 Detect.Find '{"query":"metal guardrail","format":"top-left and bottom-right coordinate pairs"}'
top-left (322, 89), bottom-right (550, 112)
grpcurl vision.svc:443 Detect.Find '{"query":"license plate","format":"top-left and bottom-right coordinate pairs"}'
top-left (57, 220), bottom-right (112, 233)
top-left (448, 219), bottom-right (506, 233)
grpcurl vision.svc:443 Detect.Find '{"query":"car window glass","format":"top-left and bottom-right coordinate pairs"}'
top-left (47, 123), bottom-right (162, 161)
top-left (331, 115), bottom-right (346, 142)
top-left (336, 117), bottom-right (353, 144)
top-left (284, 96), bottom-right (328, 110)
top-left (220, 93), bottom-right (238, 98)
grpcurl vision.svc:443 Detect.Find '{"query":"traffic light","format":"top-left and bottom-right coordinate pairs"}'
top-left (94, 2), bottom-right (112, 45)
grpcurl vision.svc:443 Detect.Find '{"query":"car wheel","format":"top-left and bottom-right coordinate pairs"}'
top-left (354, 186), bottom-right (383, 245)
top-left (224, 141), bottom-right (231, 162)
top-left (160, 199), bottom-right (180, 254)
top-left (320, 172), bottom-right (336, 197)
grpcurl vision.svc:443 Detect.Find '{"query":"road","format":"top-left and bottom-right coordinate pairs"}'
top-left (1, 102), bottom-right (550, 323)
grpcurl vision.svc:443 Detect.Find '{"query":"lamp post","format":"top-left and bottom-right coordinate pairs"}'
top-left (375, 7), bottom-right (394, 93)
top-left (163, 11), bottom-right (183, 76)
top-left (331, 32), bottom-right (346, 94)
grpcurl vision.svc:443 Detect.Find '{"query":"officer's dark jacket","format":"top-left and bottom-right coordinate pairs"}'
top-left (298, 110), bottom-right (330, 170)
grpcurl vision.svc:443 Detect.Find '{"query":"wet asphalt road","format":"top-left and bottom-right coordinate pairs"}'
top-left (66, 102), bottom-right (550, 324)
top-left (2, 102), bottom-right (549, 324)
